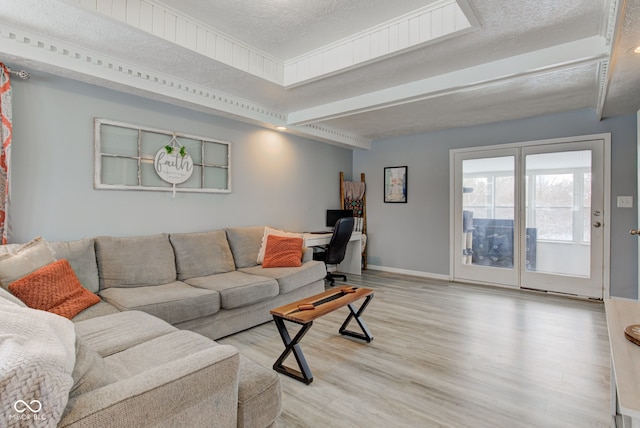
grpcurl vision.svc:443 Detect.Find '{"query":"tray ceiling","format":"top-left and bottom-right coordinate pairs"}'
top-left (0, 0), bottom-right (637, 149)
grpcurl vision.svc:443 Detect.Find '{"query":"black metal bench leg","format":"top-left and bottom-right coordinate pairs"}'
top-left (272, 315), bottom-right (314, 384)
top-left (339, 295), bottom-right (374, 342)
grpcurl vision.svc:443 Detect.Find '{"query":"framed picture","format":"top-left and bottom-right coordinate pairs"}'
top-left (384, 166), bottom-right (407, 203)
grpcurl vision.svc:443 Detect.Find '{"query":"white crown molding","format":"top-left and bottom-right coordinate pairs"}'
top-left (0, 24), bottom-right (372, 149)
top-left (288, 36), bottom-right (610, 126)
top-left (595, 0), bottom-right (622, 119)
top-left (283, 0), bottom-right (475, 88)
top-left (600, 0), bottom-right (620, 45)
top-left (67, 0), bottom-right (476, 88)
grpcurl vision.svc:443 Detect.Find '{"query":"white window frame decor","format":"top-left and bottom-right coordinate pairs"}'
top-left (94, 118), bottom-right (231, 194)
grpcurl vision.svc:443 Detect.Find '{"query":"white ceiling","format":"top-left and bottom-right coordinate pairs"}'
top-left (0, 0), bottom-right (638, 149)
top-left (158, 0), bottom-right (437, 59)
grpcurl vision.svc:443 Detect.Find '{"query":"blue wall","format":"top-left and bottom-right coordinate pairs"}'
top-left (354, 109), bottom-right (637, 298)
top-left (8, 72), bottom-right (353, 242)
top-left (8, 69), bottom-right (637, 298)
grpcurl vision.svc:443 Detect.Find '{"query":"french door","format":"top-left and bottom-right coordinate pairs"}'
top-left (452, 136), bottom-right (608, 299)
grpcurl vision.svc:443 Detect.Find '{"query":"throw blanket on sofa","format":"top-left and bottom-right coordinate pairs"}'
top-left (0, 298), bottom-right (76, 427)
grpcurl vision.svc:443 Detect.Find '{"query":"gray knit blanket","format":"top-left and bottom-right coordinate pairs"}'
top-left (0, 297), bottom-right (76, 427)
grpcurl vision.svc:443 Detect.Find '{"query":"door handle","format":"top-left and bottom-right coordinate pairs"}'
top-left (631, 229), bottom-right (640, 235)
top-left (593, 221), bottom-right (602, 228)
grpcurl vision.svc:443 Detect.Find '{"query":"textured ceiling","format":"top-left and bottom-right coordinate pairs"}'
top-left (157, 0), bottom-right (438, 59)
top-left (324, 64), bottom-right (600, 139)
top-left (0, 0), bottom-right (637, 148)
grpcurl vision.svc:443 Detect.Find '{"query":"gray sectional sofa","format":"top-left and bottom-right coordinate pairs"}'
top-left (94, 226), bottom-right (326, 340)
top-left (0, 226), bottom-right (327, 427)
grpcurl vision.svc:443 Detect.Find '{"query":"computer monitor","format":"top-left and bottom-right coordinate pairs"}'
top-left (326, 209), bottom-right (354, 228)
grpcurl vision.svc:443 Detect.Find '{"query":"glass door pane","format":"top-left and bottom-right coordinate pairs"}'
top-left (463, 157), bottom-right (515, 268)
top-left (521, 139), bottom-right (604, 299)
top-left (524, 150), bottom-right (591, 277)
top-left (454, 149), bottom-right (518, 288)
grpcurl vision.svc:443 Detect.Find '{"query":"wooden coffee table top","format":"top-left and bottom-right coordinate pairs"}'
top-left (271, 286), bottom-right (374, 324)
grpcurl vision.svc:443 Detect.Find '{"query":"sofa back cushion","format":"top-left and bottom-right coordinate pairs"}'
top-left (95, 234), bottom-right (177, 289)
top-left (169, 230), bottom-right (236, 280)
top-left (49, 238), bottom-right (100, 293)
top-left (225, 226), bottom-right (265, 268)
top-left (0, 237), bottom-right (100, 293)
top-left (0, 236), bottom-right (56, 288)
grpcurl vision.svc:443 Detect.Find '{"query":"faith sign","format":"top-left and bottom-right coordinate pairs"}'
top-left (154, 145), bottom-right (194, 184)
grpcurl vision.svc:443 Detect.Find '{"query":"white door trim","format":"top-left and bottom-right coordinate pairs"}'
top-left (449, 133), bottom-right (611, 299)
top-left (637, 110), bottom-right (640, 298)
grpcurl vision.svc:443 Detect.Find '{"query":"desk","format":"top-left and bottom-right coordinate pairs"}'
top-left (604, 299), bottom-right (640, 427)
top-left (303, 231), bottom-right (362, 275)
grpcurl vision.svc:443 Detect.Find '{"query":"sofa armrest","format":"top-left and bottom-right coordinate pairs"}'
top-left (302, 247), bottom-right (314, 262)
top-left (59, 345), bottom-right (240, 428)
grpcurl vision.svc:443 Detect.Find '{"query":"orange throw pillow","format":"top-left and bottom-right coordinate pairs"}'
top-left (262, 235), bottom-right (303, 268)
top-left (9, 259), bottom-right (100, 319)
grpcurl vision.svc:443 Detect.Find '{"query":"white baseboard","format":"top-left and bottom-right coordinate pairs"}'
top-left (366, 265), bottom-right (449, 281)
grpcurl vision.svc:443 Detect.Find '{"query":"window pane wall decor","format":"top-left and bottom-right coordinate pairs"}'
top-left (94, 118), bottom-right (231, 193)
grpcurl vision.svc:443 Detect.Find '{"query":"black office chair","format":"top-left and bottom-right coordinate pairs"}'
top-left (312, 217), bottom-right (354, 286)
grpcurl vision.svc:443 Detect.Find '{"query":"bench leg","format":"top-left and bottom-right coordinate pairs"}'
top-left (339, 294), bottom-right (374, 342)
top-left (272, 315), bottom-right (314, 384)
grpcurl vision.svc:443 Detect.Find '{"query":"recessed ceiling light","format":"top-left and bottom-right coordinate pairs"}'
top-left (634, 45), bottom-right (640, 54)
top-left (275, 126), bottom-right (287, 131)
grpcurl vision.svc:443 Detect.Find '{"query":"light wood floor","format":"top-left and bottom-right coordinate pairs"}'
top-left (219, 271), bottom-right (611, 428)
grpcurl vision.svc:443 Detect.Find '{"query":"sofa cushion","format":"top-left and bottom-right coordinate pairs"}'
top-left (9, 259), bottom-right (100, 319)
top-left (169, 230), bottom-right (236, 280)
top-left (70, 337), bottom-right (116, 398)
top-left (257, 227), bottom-right (303, 264)
top-left (0, 236), bottom-right (56, 288)
top-left (104, 330), bottom-right (219, 380)
top-left (95, 234), bottom-right (177, 289)
top-left (101, 329), bottom-right (281, 428)
top-left (74, 310), bottom-right (177, 357)
top-left (237, 355), bottom-right (282, 428)
top-left (185, 271), bottom-right (279, 309)
top-left (240, 260), bottom-right (327, 294)
top-left (60, 343), bottom-right (241, 428)
top-left (225, 226), bottom-right (265, 268)
top-left (262, 235), bottom-right (303, 268)
top-left (49, 238), bottom-right (100, 293)
top-left (99, 281), bottom-right (220, 325)
top-left (72, 300), bottom-right (120, 322)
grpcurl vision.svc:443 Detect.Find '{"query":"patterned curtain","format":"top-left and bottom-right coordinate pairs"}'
top-left (0, 64), bottom-right (12, 244)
